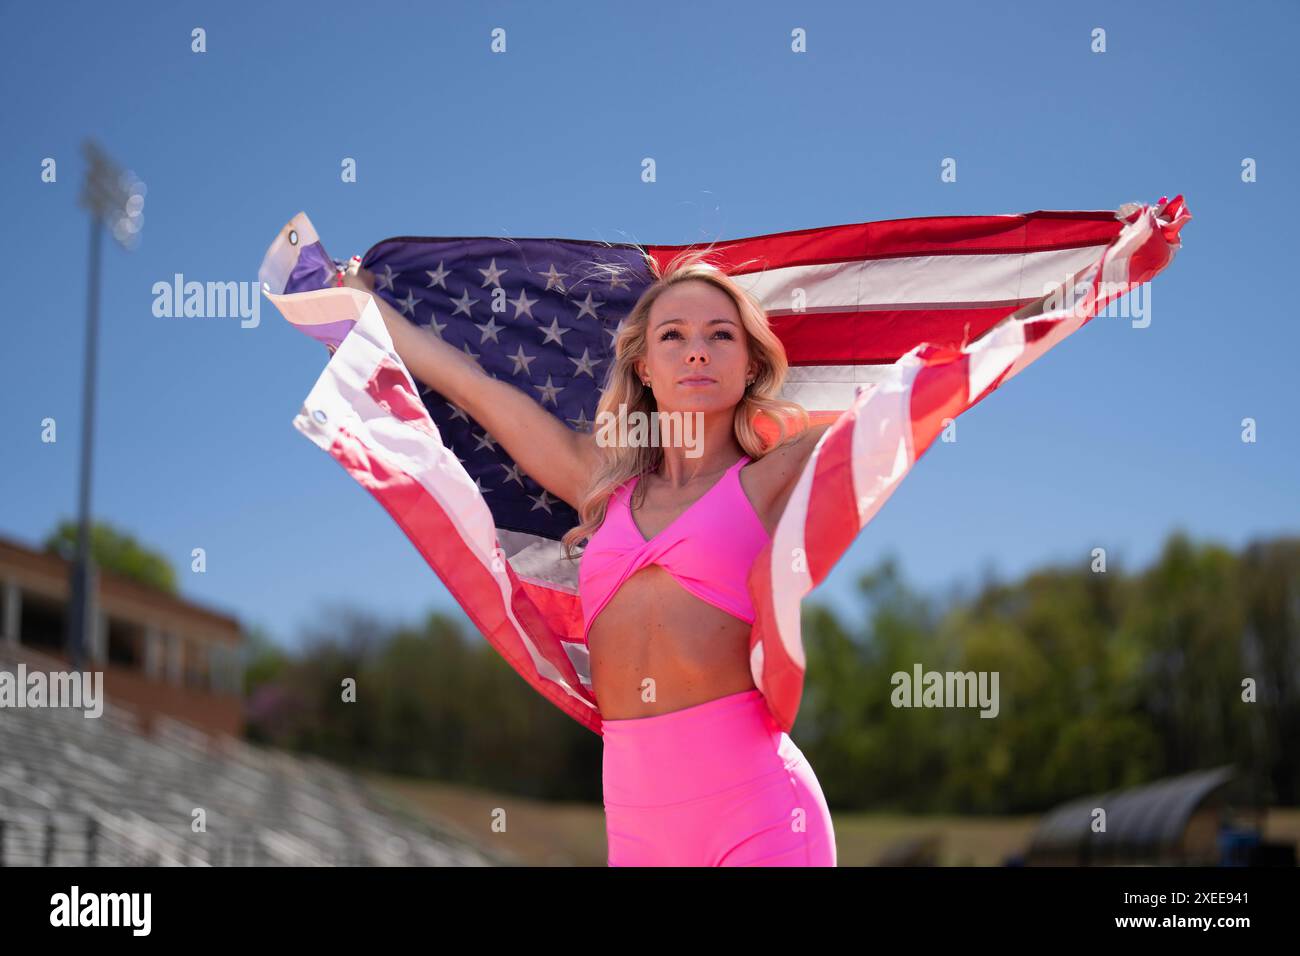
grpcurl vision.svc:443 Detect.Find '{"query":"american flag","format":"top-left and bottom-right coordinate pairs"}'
top-left (258, 196), bottom-right (1191, 735)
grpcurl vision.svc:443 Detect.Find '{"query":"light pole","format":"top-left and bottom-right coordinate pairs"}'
top-left (66, 140), bottom-right (145, 669)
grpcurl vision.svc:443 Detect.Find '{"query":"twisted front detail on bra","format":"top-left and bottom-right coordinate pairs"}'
top-left (577, 456), bottom-right (769, 642)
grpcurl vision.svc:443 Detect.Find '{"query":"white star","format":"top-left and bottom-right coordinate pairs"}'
top-left (475, 315), bottom-right (505, 344)
top-left (608, 271), bottom-right (631, 291)
top-left (375, 264), bottom-right (398, 292)
top-left (472, 430), bottom-right (499, 452)
top-left (569, 347), bottom-right (599, 378)
top-left (540, 263), bottom-right (568, 293)
top-left (446, 401), bottom-right (470, 423)
top-left (398, 288), bottom-right (418, 317)
top-left (428, 313), bottom-right (447, 337)
top-left (528, 489), bottom-right (557, 515)
top-left (461, 341), bottom-right (481, 363)
top-left (479, 258), bottom-right (509, 288)
top-left (451, 288), bottom-right (477, 317)
top-left (539, 317), bottom-right (570, 346)
top-left (507, 345), bottom-right (537, 376)
top-left (510, 288), bottom-right (539, 319)
top-left (573, 291), bottom-right (604, 322)
top-left (473, 475), bottom-right (491, 495)
top-left (425, 262), bottom-right (450, 289)
top-left (533, 374), bottom-right (562, 406)
top-left (500, 462), bottom-right (525, 487)
top-left (566, 407), bottom-right (594, 431)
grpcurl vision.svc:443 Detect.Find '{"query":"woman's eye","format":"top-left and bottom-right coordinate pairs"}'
top-left (659, 329), bottom-right (734, 341)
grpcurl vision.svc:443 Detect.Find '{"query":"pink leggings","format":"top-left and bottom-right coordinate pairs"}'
top-left (601, 688), bottom-right (837, 866)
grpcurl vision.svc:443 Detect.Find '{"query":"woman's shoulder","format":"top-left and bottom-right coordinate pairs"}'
top-left (740, 421), bottom-right (833, 512)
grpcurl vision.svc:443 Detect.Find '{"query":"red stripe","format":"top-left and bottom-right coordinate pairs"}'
top-left (367, 359), bottom-right (439, 434)
top-left (327, 376), bottom-right (602, 735)
top-left (774, 304), bottom-right (1034, 365)
top-left (908, 345), bottom-right (971, 459)
top-left (803, 414), bottom-right (862, 588)
top-left (518, 577), bottom-right (585, 650)
top-left (1154, 195), bottom-right (1191, 245)
top-left (745, 407), bottom-right (864, 733)
top-left (1125, 220), bottom-right (1177, 286)
top-left (646, 209), bottom-right (1123, 276)
top-left (1022, 320), bottom-right (1056, 346)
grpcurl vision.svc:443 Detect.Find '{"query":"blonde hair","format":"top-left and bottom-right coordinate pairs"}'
top-left (560, 247), bottom-right (810, 560)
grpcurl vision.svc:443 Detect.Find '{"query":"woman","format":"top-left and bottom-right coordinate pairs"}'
top-left (343, 248), bottom-right (837, 866)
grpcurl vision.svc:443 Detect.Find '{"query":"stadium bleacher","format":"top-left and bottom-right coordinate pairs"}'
top-left (0, 646), bottom-right (507, 866)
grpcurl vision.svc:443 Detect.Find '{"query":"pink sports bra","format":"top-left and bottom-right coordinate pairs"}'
top-left (578, 455), bottom-right (771, 642)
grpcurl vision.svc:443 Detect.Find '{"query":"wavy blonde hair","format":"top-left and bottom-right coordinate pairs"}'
top-left (560, 247), bottom-right (810, 561)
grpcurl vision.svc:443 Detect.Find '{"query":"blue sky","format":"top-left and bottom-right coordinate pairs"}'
top-left (2, 1), bottom-right (1296, 648)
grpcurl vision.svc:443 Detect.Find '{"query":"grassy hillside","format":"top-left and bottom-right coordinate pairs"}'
top-left (369, 771), bottom-right (1300, 867)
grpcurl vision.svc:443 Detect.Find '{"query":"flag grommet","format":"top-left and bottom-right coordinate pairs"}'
top-left (312, 409), bottom-right (328, 424)
top-left (289, 229), bottom-right (299, 246)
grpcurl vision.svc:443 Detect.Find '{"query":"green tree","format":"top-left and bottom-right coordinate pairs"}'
top-left (235, 533), bottom-right (1299, 813)
top-left (43, 519), bottom-right (178, 594)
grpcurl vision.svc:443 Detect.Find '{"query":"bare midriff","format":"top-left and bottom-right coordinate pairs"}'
top-left (587, 563), bottom-right (758, 720)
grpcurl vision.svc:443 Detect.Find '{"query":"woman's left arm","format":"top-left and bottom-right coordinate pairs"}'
top-left (745, 421), bottom-right (835, 532)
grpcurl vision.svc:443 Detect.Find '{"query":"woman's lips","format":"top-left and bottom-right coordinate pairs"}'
top-left (679, 377), bottom-right (716, 386)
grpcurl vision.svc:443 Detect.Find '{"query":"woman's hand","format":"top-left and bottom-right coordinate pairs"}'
top-left (332, 252), bottom-right (598, 509)
top-left (340, 258), bottom-right (376, 293)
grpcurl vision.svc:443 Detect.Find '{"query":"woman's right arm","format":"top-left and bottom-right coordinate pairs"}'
top-left (342, 264), bottom-right (600, 510)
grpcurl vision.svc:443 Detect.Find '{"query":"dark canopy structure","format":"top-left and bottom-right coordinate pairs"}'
top-left (1024, 766), bottom-right (1236, 866)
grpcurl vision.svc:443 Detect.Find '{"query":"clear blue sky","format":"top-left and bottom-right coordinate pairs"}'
top-left (2, 1), bottom-right (1296, 649)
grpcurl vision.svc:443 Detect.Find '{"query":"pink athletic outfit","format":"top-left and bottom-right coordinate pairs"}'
top-left (580, 455), bottom-right (837, 866)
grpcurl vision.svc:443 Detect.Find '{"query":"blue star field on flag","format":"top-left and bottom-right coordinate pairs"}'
top-left (360, 237), bottom-right (655, 539)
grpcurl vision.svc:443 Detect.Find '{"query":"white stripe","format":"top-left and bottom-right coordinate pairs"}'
top-left (496, 529), bottom-right (593, 688)
top-left (777, 363), bottom-right (896, 410)
top-left (290, 292), bottom-right (595, 712)
top-left (966, 316), bottom-right (1027, 399)
top-left (497, 528), bottom-right (579, 588)
top-left (763, 348), bottom-right (921, 684)
top-left (1098, 205), bottom-right (1154, 299)
top-left (1000, 256), bottom-right (1103, 387)
top-left (262, 285), bottom-right (367, 329)
top-left (730, 244), bottom-right (1111, 311)
top-left (849, 357), bottom-right (920, 531)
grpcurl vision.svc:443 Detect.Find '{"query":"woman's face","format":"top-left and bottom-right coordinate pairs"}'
top-left (636, 280), bottom-right (757, 414)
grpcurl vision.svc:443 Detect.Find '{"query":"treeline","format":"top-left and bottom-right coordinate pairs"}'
top-left (243, 531), bottom-right (1300, 812)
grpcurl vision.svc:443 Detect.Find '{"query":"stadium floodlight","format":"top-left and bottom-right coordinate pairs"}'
top-left (65, 140), bottom-right (146, 670)
top-left (78, 139), bottom-right (147, 249)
